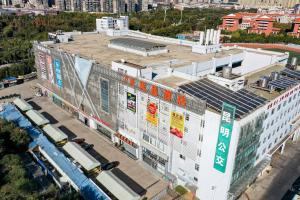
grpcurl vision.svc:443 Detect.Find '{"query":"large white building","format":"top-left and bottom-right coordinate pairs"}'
top-left (33, 25), bottom-right (300, 200)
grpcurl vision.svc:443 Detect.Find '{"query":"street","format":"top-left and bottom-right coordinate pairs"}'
top-left (239, 140), bottom-right (300, 200)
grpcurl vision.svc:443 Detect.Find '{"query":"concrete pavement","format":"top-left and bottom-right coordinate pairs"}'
top-left (0, 80), bottom-right (169, 199)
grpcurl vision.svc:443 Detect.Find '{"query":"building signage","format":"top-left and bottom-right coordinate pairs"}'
top-left (127, 92), bottom-right (136, 113)
top-left (124, 75), bottom-right (187, 108)
top-left (46, 55), bottom-right (54, 84)
top-left (213, 102), bottom-right (236, 173)
top-left (54, 59), bottom-right (63, 89)
top-left (170, 111), bottom-right (185, 138)
top-left (146, 100), bottom-right (158, 126)
top-left (38, 52), bottom-right (47, 80)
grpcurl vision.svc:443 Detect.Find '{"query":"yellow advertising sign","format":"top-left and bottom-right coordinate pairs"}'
top-left (146, 101), bottom-right (158, 126)
top-left (170, 112), bottom-right (185, 138)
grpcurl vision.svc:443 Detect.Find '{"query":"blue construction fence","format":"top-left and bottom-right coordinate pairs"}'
top-left (0, 104), bottom-right (110, 200)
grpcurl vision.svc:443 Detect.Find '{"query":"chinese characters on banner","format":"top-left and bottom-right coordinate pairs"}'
top-left (127, 92), bottom-right (136, 113)
top-left (213, 102), bottom-right (236, 173)
top-left (54, 59), bottom-right (63, 89)
top-left (46, 55), bottom-right (54, 84)
top-left (146, 100), bottom-right (158, 126)
top-left (170, 111), bottom-right (185, 138)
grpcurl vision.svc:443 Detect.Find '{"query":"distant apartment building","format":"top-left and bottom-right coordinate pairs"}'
top-left (219, 12), bottom-right (300, 35)
top-left (53, 0), bottom-right (146, 12)
top-left (237, 0), bottom-right (300, 8)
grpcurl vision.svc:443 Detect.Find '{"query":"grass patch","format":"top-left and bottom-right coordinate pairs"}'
top-left (175, 185), bottom-right (188, 195)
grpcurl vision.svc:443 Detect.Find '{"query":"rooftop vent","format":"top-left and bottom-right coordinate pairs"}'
top-left (286, 57), bottom-right (298, 70)
top-left (222, 66), bottom-right (232, 79)
top-left (270, 72), bottom-right (280, 81)
top-left (258, 76), bottom-right (269, 88)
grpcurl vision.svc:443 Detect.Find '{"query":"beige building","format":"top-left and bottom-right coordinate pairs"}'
top-left (236, 0), bottom-right (300, 8)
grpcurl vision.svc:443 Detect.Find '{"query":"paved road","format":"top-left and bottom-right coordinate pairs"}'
top-left (239, 140), bottom-right (300, 200)
top-left (0, 80), bottom-right (169, 199)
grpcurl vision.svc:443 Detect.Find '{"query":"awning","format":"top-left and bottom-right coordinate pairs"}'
top-left (63, 142), bottom-right (100, 171)
top-left (43, 124), bottom-right (68, 143)
top-left (96, 171), bottom-right (140, 200)
top-left (25, 110), bottom-right (49, 126)
top-left (13, 98), bottom-right (32, 112)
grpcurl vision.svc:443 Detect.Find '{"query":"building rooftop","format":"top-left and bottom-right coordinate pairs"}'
top-left (48, 33), bottom-right (243, 68)
top-left (155, 75), bottom-right (192, 88)
top-left (245, 64), bottom-right (288, 100)
top-left (110, 38), bottom-right (166, 52)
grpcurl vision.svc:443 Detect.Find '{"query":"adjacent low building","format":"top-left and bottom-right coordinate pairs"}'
top-left (33, 26), bottom-right (300, 200)
top-left (219, 12), bottom-right (300, 35)
top-left (288, 18), bottom-right (300, 37)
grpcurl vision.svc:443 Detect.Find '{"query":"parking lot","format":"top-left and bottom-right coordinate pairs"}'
top-left (0, 80), bottom-right (169, 199)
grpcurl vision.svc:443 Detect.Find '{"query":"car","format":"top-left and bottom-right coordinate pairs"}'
top-left (291, 176), bottom-right (300, 195)
top-left (81, 143), bottom-right (94, 150)
top-left (101, 161), bottom-right (120, 171)
top-left (282, 190), bottom-right (297, 200)
top-left (72, 138), bottom-right (85, 144)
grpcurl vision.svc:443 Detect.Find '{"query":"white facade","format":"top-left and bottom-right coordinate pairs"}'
top-left (256, 83), bottom-right (300, 164)
top-left (96, 16), bottom-right (129, 36)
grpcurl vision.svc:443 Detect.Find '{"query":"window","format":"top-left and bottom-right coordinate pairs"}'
top-left (195, 164), bottom-right (199, 171)
top-left (199, 134), bottom-right (203, 142)
top-left (149, 137), bottom-right (156, 146)
top-left (185, 113), bottom-right (190, 121)
top-left (271, 109), bottom-right (275, 115)
top-left (100, 78), bottom-right (109, 113)
top-left (201, 120), bottom-right (205, 128)
top-left (143, 133), bottom-right (149, 142)
top-left (277, 104), bottom-right (281, 111)
top-left (197, 149), bottom-right (201, 157)
top-left (184, 127), bottom-right (188, 133)
top-left (180, 154), bottom-right (186, 160)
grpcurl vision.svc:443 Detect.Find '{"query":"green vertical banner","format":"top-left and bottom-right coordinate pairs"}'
top-left (213, 102), bottom-right (236, 173)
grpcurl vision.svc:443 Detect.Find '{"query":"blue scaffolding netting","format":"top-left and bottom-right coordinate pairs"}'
top-left (0, 104), bottom-right (110, 200)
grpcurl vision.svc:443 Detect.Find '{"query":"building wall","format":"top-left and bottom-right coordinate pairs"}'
top-left (256, 83), bottom-right (300, 164)
top-left (221, 18), bottom-right (240, 31)
top-left (197, 110), bottom-right (239, 200)
top-left (240, 50), bottom-right (288, 75)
